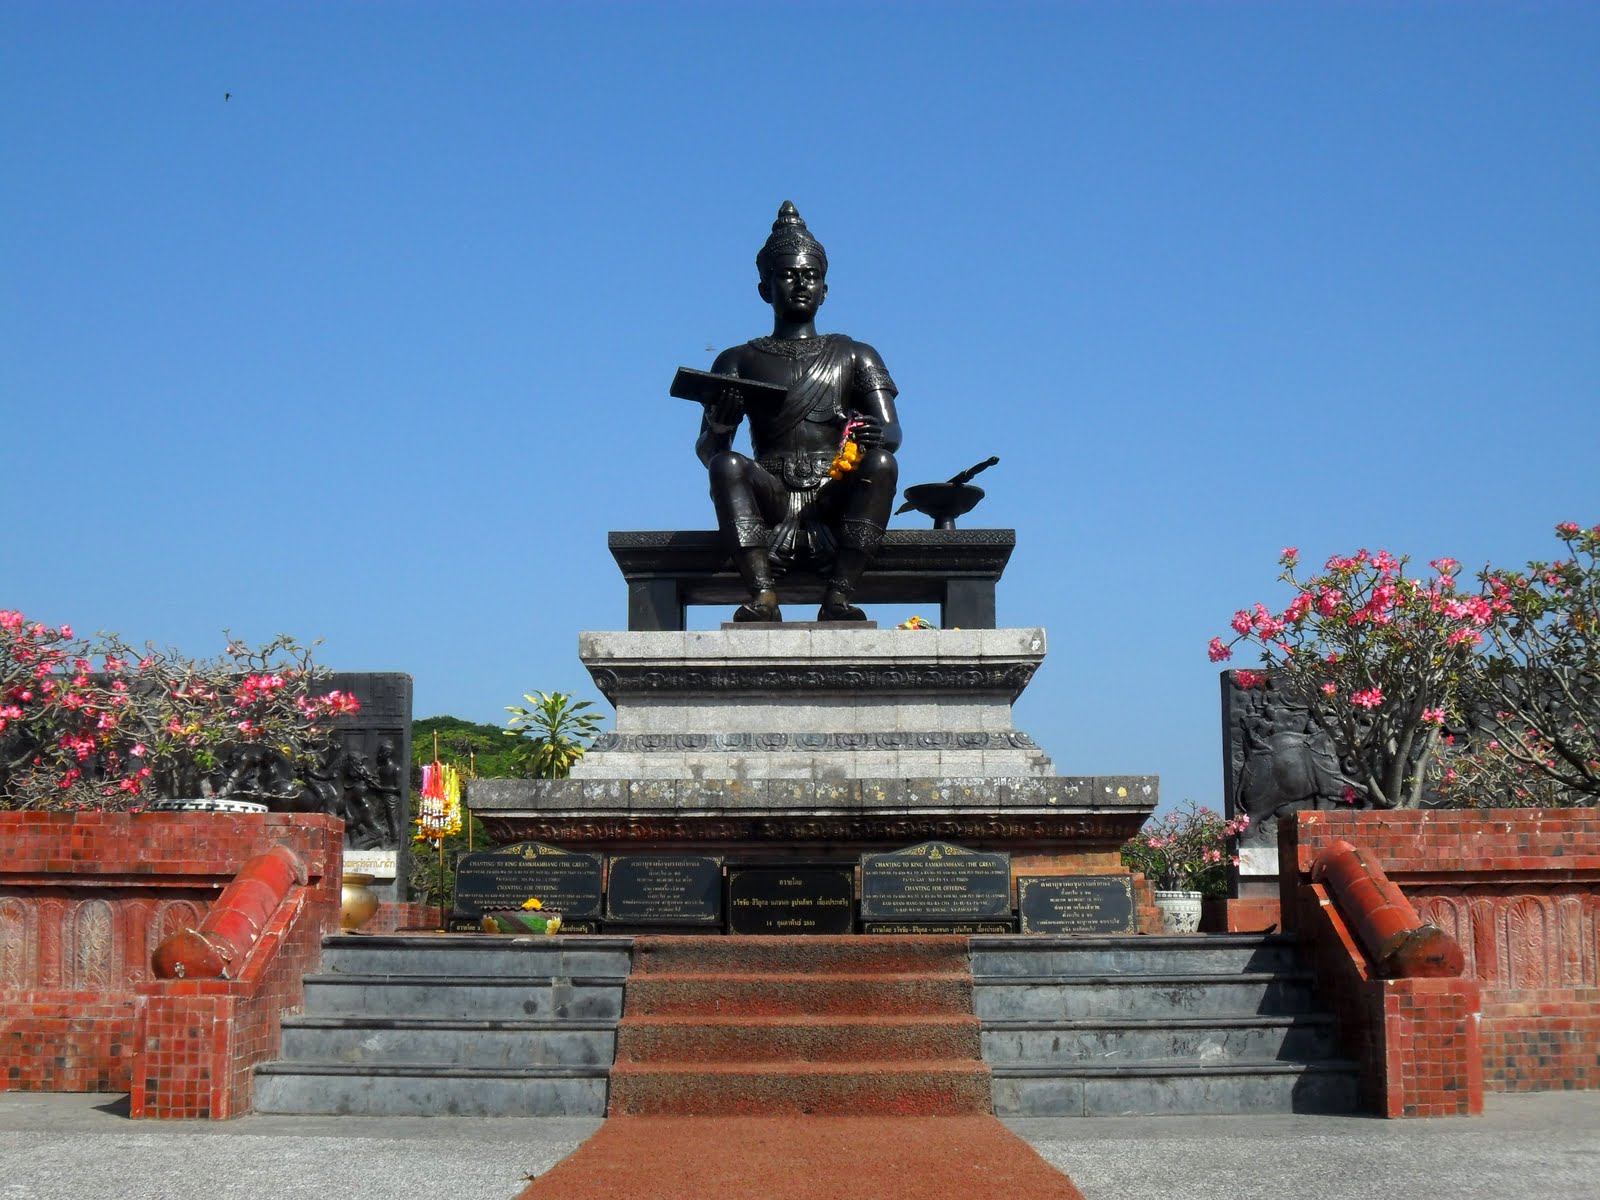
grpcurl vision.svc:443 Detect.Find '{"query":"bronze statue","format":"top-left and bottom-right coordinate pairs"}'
top-left (373, 740), bottom-right (404, 841)
top-left (695, 202), bottom-right (901, 622)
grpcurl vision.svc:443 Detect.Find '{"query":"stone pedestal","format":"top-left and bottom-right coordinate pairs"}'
top-left (468, 628), bottom-right (1156, 879)
top-left (577, 627), bottom-right (1052, 779)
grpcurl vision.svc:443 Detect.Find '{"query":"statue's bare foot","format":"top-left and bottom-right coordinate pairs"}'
top-left (818, 588), bottom-right (867, 622)
top-left (734, 589), bottom-right (782, 623)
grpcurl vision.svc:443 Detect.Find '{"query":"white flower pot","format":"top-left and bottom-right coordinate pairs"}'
top-left (1154, 889), bottom-right (1204, 934)
top-left (147, 796), bottom-right (268, 815)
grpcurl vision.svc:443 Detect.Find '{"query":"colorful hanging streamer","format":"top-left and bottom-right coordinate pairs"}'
top-left (415, 760), bottom-right (462, 841)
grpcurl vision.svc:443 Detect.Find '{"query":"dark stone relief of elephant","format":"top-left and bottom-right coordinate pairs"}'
top-left (1221, 671), bottom-right (1364, 850)
top-left (1220, 668), bottom-right (1544, 850)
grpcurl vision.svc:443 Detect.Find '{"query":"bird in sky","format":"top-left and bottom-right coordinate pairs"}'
top-left (224, 92), bottom-right (232, 102)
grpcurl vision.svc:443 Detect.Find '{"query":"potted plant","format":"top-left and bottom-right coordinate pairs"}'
top-left (1121, 801), bottom-right (1248, 933)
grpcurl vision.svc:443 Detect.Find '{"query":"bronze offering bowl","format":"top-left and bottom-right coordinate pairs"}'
top-left (898, 482), bottom-right (986, 530)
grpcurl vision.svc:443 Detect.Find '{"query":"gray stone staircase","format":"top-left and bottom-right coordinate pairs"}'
top-left (253, 934), bottom-right (632, 1117)
top-left (971, 933), bottom-right (1360, 1117)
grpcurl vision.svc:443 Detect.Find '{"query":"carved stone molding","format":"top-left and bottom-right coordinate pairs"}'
top-left (479, 810), bottom-right (1147, 848)
top-left (0, 897), bottom-right (31, 989)
top-left (1414, 894), bottom-right (1473, 974)
top-left (589, 662), bottom-right (1038, 703)
top-left (469, 775), bottom-right (1157, 814)
top-left (589, 730), bottom-right (1039, 753)
top-left (1412, 887), bottom-right (1599, 991)
top-left (73, 899), bottom-right (115, 991)
top-left (152, 899), bottom-right (203, 955)
top-left (36, 899), bottom-right (64, 989)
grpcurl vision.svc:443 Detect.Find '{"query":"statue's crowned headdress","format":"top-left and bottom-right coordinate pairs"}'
top-left (757, 200), bottom-right (828, 277)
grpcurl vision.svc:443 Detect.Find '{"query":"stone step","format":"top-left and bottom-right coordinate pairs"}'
top-left (252, 1062), bottom-right (608, 1117)
top-left (973, 973), bottom-right (1318, 1020)
top-left (631, 934), bottom-right (972, 977)
top-left (971, 934), bottom-right (1300, 978)
top-left (318, 934), bottom-right (632, 979)
top-left (615, 1013), bottom-right (982, 1064)
top-left (624, 971), bottom-right (973, 1017)
top-left (279, 1016), bottom-right (616, 1069)
top-left (980, 1015), bottom-right (1340, 1065)
top-left (989, 1059), bottom-right (1361, 1117)
top-left (607, 1059), bottom-right (994, 1117)
top-left (300, 973), bottom-right (625, 1020)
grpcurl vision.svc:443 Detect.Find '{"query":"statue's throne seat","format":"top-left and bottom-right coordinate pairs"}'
top-left (608, 528), bottom-right (1015, 630)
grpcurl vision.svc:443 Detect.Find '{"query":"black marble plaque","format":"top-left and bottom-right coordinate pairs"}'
top-left (451, 842), bottom-right (604, 920)
top-left (1017, 875), bottom-right (1136, 935)
top-left (859, 841), bottom-right (1011, 921)
top-left (726, 864), bottom-right (855, 935)
top-left (605, 854), bottom-right (723, 926)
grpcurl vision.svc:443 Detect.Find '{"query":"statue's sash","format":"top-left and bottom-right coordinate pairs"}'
top-left (753, 335), bottom-right (848, 445)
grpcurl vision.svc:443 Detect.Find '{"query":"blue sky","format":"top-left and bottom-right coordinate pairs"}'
top-left (4, 2), bottom-right (1596, 814)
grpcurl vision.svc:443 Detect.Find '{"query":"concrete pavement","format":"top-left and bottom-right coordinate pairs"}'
top-left (0, 1094), bottom-right (599, 1200)
top-left (0, 1090), bottom-right (1595, 1200)
top-left (1009, 1092), bottom-right (1600, 1200)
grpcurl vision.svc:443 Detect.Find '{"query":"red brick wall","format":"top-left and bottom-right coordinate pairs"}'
top-left (1, 811), bottom-right (342, 1108)
top-left (1288, 878), bottom-right (1482, 1116)
top-left (369, 900), bottom-right (442, 933)
top-left (1285, 809), bottom-right (1600, 1097)
top-left (130, 880), bottom-right (339, 1117)
top-left (1204, 897), bottom-right (1282, 933)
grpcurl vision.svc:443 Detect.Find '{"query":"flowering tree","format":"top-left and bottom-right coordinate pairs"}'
top-left (1209, 547), bottom-right (1501, 809)
top-left (1, 611), bottom-right (357, 811)
top-left (1121, 800), bottom-right (1249, 896)
top-left (1439, 523), bottom-right (1600, 807)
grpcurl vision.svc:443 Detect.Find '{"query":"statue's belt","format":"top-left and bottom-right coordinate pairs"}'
top-left (757, 452), bottom-right (835, 492)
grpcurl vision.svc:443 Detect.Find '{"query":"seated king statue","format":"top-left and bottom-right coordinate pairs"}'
top-left (697, 201), bottom-right (901, 623)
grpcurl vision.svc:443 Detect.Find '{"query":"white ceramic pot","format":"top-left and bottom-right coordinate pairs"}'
top-left (147, 797), bottom-right (269, 815)
top-left (1154, 889), bottom-right (1204, 934)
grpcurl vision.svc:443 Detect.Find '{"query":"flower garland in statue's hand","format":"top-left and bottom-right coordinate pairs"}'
top-left (829, 417), bottom-right (867, 480)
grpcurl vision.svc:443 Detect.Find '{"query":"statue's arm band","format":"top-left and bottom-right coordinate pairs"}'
top-left (855, 364), bottom-right (898, 397)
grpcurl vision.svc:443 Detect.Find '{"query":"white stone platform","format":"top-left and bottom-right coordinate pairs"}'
top-left (572, 627), bottom-right (1053, 780)
top-left (468, 625), bottom-right (1158, 857)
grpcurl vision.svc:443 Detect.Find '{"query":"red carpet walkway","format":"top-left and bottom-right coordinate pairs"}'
top-left (517, 937), bottom-right (1085, 1199)
top-left (515, 1115), bottom-right (1087, 1200)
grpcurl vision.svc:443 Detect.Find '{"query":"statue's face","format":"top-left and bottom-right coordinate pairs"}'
top-left (759, 251), bottom-right (827, 320)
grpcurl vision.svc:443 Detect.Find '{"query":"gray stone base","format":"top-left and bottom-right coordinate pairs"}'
top-left (573, 627), bottom-right (1054, 781)
top-left (474, 624), bottom-right (1162, 860)
top-left (468, 774), bottom-right (1158, 855)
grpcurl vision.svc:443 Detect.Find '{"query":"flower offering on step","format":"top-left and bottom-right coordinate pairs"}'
top-left (482, 908), bottom-right (562, 935)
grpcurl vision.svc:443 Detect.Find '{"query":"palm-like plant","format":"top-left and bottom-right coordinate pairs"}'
top-left (504, 691), bottom-right (603, 779)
